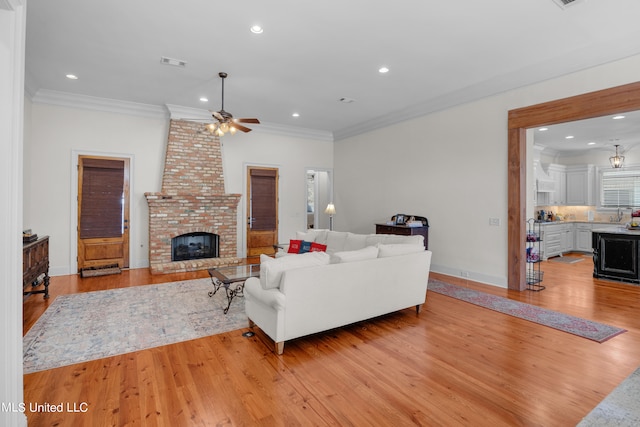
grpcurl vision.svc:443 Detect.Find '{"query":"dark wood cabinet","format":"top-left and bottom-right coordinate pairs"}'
top-left (375, 224), bottom-right (429, 250)
top-left (592, 231), bottom-right (640, 284)
top-left (23, 236), bottom-right (50, 299)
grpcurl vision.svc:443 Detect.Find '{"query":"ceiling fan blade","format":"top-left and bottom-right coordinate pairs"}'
top-left (235, 118), bottom-right (260, 124)
top-left (231, 122), bottom-right (252, 133)
top-left (211, 111), bottom-right (224, 121)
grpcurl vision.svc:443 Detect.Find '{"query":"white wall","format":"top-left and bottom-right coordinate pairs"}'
top-left (335, 53), bottom-right (640, 287)
top-left (220, 130), bottom-right (333, 252)
top-left (24, 103), bottom-right (333, 274)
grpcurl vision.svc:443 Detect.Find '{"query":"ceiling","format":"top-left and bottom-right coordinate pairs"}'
top-left (24, 0), bottom-right (640, 140)
top-left (533, 110), bottom-right (640, 155)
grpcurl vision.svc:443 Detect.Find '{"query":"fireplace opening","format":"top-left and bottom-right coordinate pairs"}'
top-left (172, 232), bottom-right (219, 261)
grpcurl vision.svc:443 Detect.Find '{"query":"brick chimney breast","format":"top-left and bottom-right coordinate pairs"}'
top-left (145, 120), bottom-right (241, 274)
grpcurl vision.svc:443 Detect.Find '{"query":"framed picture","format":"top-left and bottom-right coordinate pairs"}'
top-left (395, 214), bottom-right (406, 225)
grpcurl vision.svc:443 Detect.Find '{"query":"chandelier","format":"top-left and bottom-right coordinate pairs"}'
top-left (610, 144), bottom-right (625, 168)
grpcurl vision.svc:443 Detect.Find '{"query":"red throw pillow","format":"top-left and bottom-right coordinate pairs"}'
top-left (288, 239), bottom-right (302, 253)
top-left (310, 242), bottom-right (327, 252)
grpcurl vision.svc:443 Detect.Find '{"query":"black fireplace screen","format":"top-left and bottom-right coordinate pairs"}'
top-left (172, 232), bottom-right (219, 261)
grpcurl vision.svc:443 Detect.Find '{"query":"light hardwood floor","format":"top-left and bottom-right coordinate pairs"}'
top-left (22, 255), bottom-right (640, 426)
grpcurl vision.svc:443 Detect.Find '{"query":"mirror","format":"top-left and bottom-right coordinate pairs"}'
top-left (306, 169), bottom-right (333, 230)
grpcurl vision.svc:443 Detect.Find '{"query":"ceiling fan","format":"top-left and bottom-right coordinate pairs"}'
top-left (189, 72), bottom-right (260, 136)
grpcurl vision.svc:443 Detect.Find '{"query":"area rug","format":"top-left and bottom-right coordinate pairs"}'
top-left (577, 366), bottom-right (640, 426)
top-left (428, 279), bottom-right (626, 343)
top-left (23, 278), bottom-right (248, 374)
top-left (549, 256), bottom-right (584, 264)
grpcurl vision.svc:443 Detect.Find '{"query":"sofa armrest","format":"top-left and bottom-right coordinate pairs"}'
top-left (245, 277), bottom-right (286, 310)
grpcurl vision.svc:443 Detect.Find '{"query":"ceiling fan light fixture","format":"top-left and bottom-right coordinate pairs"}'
top-left (610, 144), bottom-right (625, 168)
top-left (229, 126), bottom-right (237, 135)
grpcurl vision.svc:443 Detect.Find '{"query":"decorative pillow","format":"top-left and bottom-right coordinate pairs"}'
top-left (288, 239), bottom-right (302, 254)
top-left (331, 245), bottom-right (379, 263)
top-left (377, 243), bottom-right (425, 258)
top-left (299, 240), bottom-right (313, 253)
top-left (310, 242), bottom-right (327, 252)
top-left (259, 251), bottom-right (330, 289)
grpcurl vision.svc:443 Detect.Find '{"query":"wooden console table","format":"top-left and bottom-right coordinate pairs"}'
top-left (375, 224), bottom-right (429, 250)
top-left (23, 236), bottom-right (50, 299)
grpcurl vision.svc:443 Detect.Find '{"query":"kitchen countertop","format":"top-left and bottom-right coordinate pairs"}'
top-left (592, 227), bottom-right (640, 235)
top-left (536, 220), bottom-right (624, 225)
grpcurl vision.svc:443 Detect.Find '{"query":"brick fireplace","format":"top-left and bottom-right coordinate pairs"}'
top-left (145, 119), bottom-right (241, 274)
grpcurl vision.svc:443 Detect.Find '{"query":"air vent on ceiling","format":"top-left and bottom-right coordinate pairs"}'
top-left (552, 0), bottom-right (583, 9)
top-left (160, 56), bottom-right (187, 67)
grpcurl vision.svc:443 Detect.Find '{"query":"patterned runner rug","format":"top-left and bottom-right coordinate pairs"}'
top-left (23, 278), bottom-right (248, 374)
top-left (429, 279), bottom-right (626, 343)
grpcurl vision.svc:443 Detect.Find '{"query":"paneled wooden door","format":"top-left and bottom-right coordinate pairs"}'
top-left (77, 155), bottom-right (130, 271)
top-left (246, 167), bottom-right (278, 260)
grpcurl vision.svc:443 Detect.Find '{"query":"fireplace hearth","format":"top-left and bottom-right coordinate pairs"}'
top-left (172, 232), bottom-right (219, 262)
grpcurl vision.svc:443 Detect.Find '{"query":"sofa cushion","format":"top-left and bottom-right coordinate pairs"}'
top-left (296, 229), bottom-right (328, 244)
top-left (331, 246), bottom-right (379, 263)
top-left (377, 243), bottom-right (425, 258)
top-left (382, 234), bottom-right (424, 245)
top-left (260, 251), bottom-right (330, 289)
top-left (365, 234), bottom-right (388, 247)
top-left (343, 232), bottom-right (368, 251)
top-left (325, 231), bottom-right (349, 253)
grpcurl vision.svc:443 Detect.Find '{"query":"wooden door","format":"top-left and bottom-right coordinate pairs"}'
top-left (247, 167), bottom-right (278, 259)
top-left (77, 156), bottom-right (130, 271)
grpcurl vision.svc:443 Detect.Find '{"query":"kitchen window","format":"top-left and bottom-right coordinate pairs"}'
top-left (600, 167), bottom-right (640, 208)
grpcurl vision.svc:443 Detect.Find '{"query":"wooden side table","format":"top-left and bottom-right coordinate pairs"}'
top-left (23, 236), bottom-right (50, 299)
top-left (375, 224), bottom-right (429, 250)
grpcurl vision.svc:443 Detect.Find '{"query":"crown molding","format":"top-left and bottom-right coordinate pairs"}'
top-left (0, 0), bottom-right (23, 11)
top-left (31, 89), bottom-right (168, 119)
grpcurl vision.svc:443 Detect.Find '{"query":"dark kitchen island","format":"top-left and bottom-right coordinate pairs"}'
top-left (592, 227), bottom-right (640, 284)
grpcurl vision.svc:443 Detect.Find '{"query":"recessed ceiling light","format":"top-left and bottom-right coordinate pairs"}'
top-left (250, 25), bottom-right (263, 34)
top-left (565, 135), bottom-right (574, 139)
top-left (588, 142), bottom-right (596, 145)
top-left (199, 97), bottom-right (208, 102)
top-left (538, 127), bottom-right (548, 131)
top-left (613, 115), bottom-right (626, 120)
top-left (292, 113), bottom-right (300, 118)
top-left (66, 74), bottom-right (78, 80)
top-left (378, 67), bottom-right (389, 74)
top-left (160, 56), bottom-right (187, 67)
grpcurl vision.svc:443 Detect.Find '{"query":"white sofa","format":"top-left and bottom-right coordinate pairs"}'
top-left (244, 230), bottom-right (432, 354)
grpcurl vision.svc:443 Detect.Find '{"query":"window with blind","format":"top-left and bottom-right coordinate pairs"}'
top-left (600, 168), bottom-right (640, 208)
top-left (80, 158), bottom-right (125, 238)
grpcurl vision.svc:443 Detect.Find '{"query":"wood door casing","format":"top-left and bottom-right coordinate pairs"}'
top-left (247, 167), bottom-right (278, 259)
top-left (77, 156), bottom-right (130, 271)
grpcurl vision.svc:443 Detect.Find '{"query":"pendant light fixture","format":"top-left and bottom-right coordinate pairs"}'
top-left (610, 144), bottom-right (625, 168)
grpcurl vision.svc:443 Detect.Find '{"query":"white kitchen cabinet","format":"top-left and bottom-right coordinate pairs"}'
top-left (562, 225), bottom-right (573, 253)
top-left (548, 164), bottom-right (566, 205)
top-left (575, 223), bottom-right (593, 253)
top-left (566, 165), bottom-right (595, 206)
top-left (541, 223), bottom-right (565, 259)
